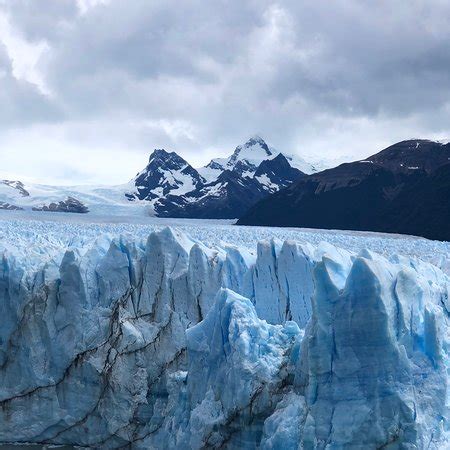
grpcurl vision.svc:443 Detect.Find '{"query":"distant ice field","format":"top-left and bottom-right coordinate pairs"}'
top-left (0, 209), bottom-right (448, 274)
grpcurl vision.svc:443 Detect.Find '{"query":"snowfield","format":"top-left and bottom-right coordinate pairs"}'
top-left (0, 213), bottom-right (449, 448)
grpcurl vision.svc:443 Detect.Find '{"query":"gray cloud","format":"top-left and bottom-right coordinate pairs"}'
top-left (1, 0), bottom-right (450, 183)
top-left (0, 41), bottom-right (60, 127)
top-left (3, 0), bottom-right (78, 41)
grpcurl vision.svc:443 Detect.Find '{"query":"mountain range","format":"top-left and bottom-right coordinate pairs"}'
top-left (239, 139), bottom-right (450, 241)
top-left (129, 137), bottom-right (307, 219)
top-left (0, 136), bottom-right (315, 219)
top-left (1, 137), bottom-right (449, 241)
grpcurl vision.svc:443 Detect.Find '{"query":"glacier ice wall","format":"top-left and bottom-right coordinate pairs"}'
top-left (0, 227), bottom-right (448, 448)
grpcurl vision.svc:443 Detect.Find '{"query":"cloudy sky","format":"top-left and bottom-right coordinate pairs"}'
top-left (1, 0), bottom-right (450, 184)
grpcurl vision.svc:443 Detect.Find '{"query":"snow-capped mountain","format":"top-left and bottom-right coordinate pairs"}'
top-left (199, 135), bottom-right (274, 181)
top-left (198, 135), bottom-right (318, 181)
top-left (126, 149), bottom-right (205, 203)
top-left (156, 151), bottom-right (304, 219)
top-left (125, 136), bottom-right (305, 218)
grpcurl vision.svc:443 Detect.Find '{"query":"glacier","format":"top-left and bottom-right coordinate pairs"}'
top-left (0, 219), bottom-right (449, 448)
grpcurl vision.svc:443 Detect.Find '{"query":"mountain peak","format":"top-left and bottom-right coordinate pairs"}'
top-left (229, 136), bottom-right (272, 166)
top-left (149, 148), bottom-right (169, 158)
top-left (244, 135), bottom-right (268, 147)
top-left (239, 136), bottom-right (271, 154)
top-left (145, 149), bottom-right (191, 174)
top-left (148, 148), bottom-right (183, 163)
top-left (200, 136), bottom-right (318, 182)
top-left (128, 147), bottom-right (203, 202)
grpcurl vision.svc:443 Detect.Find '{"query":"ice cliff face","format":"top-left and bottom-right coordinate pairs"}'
top-left (0, 227), bottom-right (449, 448)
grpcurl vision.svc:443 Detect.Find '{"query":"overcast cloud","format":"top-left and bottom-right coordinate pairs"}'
top-left (1, 0), bottom-right (450, 184)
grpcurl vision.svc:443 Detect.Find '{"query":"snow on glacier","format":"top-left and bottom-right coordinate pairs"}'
top-left (0, 214), bottom-right (448, 448)
top-left (0, 211), bottom-right (448, 273)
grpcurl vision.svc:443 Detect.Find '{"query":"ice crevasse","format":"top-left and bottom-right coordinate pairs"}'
top-left (0, 226), bottom-right (449, 448)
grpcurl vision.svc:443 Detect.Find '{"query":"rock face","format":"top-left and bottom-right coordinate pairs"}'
top-left (0, 180), bottom-right (28, 210)
top-left (126, 137), bottom-right (305, 219)
top-left (1, 180), bottom-right (30, 197)
top-left (32, 196), bottom-right (89, 213)
top-left (0, 227), bottom-right (448, 448)
top-left (0, 201), bottom-right (22, 210)
top-left (239, 139), bottom-right (450, 241)
top-left (156, 170), bottom-right (268, 219)
top-left (254, 153), bottom-right (303, 190)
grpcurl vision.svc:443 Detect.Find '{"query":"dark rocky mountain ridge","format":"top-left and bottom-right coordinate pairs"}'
top-left (238, 139), bottom-right (450, 241)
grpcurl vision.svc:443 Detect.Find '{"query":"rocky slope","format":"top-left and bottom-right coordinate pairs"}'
top-left (157, 152), bottom-right (304, 219)
top-left (32, 196), bottom-right (89, 213)
top-left (239, 139), bottom-right (450, 241)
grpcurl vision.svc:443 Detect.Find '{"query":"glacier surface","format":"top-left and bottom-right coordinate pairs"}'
top-left (0, 217), bottom-right (449, 448)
